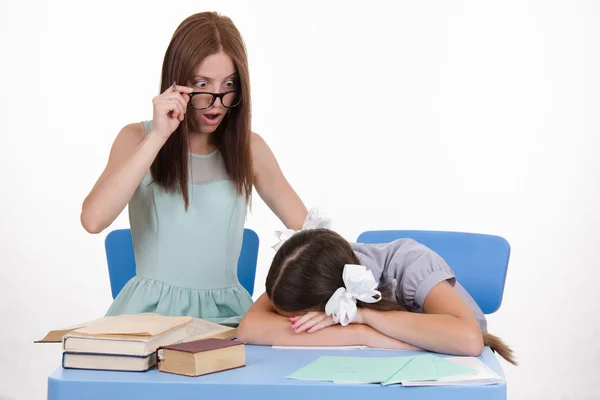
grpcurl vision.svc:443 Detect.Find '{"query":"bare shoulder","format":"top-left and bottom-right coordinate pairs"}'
top-left (252, 131), bottom-right (281, 164)
top-left (109, 122), bottom-right (146, 152)
top-left (250, 131), bottom-right (268, 152)
top-left (106, 122), bottom-right (147, 162)
top-left (115, 122), bottom-right (146, 147)
top-left (251, 131), bottom-right (279, 158)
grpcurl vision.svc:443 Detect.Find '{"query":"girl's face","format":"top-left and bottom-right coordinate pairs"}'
top-left (189, 50), bottom-right (239, 134)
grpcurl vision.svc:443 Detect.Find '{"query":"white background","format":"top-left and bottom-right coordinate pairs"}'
top-left (1, 1), bottom-right (599, 399)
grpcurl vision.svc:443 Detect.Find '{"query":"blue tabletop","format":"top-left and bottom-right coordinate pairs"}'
top-left (48, 345), bottom-right (506, 400)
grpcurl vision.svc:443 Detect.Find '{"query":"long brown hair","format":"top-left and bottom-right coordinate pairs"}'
top-left (266, 228), bottom-right (517, 365)
top-left (151, 12), bottom-right (253, 208)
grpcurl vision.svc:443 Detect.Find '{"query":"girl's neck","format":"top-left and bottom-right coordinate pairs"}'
top-left (188, 130), bottom-right (216, 155)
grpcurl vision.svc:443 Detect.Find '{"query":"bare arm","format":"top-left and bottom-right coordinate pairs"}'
top-left (80, 84), bottom-right (192, 233)
top-left (237, 294), bottom-right (419, 350)
top-left (360, 281), bottom-right (484, 356)
top-left (80, 124), bottom-right (167, 233)
top-left (252, 133), bottom-right (307, 230)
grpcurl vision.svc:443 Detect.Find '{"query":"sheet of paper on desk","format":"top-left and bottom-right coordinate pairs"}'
top-left (381, 354), bottom-right (476, 386)
top-left (272, 345), bottom-right (367, 350)
top-left (400, 356), bottom-right (503, 386)
top-left (286, 354), bottom-right (491, 386)
top-left (271, 345), bottom-right (401, 350)
top-left (287, 356), bottom-right (413, 384)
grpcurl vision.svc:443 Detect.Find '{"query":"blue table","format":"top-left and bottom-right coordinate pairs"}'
top-left (48, 345), bottom-right (506, 400)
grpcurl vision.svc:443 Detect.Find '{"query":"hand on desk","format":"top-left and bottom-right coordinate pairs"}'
top-left (289, 304), bottom-right (373, 335)
top-left (290, 312), bottom-right (336, 333)
top-left (238, 293), bottom-right (420, 351)
top-left (288, 310), bottom-right (420, 351)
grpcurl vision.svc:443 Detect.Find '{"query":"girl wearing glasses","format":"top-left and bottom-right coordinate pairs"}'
top-left (80, 12), bottom-right (315, 325)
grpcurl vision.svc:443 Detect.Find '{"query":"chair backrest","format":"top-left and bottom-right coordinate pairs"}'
top-left (356, 230), bottom-right (510, 314)
top-left (105, 228), bottom-right (260, 299)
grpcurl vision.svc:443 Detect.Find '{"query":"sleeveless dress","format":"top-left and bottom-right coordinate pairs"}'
top-left (105, 121), bottom-right (253, 326)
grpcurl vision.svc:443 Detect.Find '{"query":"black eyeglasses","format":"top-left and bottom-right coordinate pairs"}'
top-left (189, 91), bottom-right (242, 110)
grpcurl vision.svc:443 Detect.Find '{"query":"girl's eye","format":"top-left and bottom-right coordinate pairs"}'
top-left (224, 80), bottom-right (236, 88)
top-left (196, 81), bottom-right (208, 89)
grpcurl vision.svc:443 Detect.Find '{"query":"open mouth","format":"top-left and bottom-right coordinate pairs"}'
top-left (204, 113), bottom-right (221, 120)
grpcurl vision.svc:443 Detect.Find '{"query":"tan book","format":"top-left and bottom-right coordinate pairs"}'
top-left (157, 338), bottom-right (245, 377)
top-left (36, 313), bottom-right (237, 357)
top-left (62, 352), bottom-right (157, 372)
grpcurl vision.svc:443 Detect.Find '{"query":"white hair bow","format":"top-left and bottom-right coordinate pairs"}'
top-left (325, 264), bottom-right (382, 326)
top-left (272, 208), bottom-right (332, 251)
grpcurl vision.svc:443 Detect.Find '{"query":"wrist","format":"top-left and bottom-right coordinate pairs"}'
top-left (352, 324), bottom-right (369, 346)
top-left (357, 308), bottom-right (373, 326)
top-left (146, 130), bottom-right (169, 147)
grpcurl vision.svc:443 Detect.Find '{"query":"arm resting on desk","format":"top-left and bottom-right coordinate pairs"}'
top-left (237, 294), bottom-right (419, 350)
top-left (360, 281), bottom-right (484, 357)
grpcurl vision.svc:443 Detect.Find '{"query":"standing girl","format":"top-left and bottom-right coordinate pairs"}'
top-left (81, 12), bottom-right (313, 325)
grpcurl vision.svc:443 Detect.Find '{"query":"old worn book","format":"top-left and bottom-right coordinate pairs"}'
top-left (157, 338), bottom-right (245, 377)
top-left (36, 313), bottom-right (237, 356)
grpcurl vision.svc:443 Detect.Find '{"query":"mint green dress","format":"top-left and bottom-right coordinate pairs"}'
top-left (105, 121), bottom-right (253, 326)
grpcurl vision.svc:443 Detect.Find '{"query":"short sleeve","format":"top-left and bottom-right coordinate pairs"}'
top-left (350, 242), bottom-right (396, 284)
top-left (389, 240), bottom-right (456, 310)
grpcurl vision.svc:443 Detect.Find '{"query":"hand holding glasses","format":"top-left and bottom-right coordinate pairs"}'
top-left (151, 83), bottom-right (242, 139)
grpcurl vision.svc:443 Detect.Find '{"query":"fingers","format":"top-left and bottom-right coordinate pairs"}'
top-left (165, 83), bottom-right (194, 95)
top-left (153, 92), bottom-right (188, 121)
top-left (154, 82), bottom-right (193, 121)
top-left (167, 93), bottom-right (187, 121)
top-left (168, 85), bottom-right (192, 112)
top-left (291, 312), bottom-right (328, 334)
top-left (305, 316), bottom-right (335, 334)
top-left (153, 96), bottom-right (184, 121)
top-left (291, 312), bottom-right (319, 329)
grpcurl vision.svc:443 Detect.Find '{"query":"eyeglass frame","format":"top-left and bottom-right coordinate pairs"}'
top-left (188, 90), bottom-right (242, 110)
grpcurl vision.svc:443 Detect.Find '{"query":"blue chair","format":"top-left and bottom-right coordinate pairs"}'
top-left (105, 228), bottom-right (260, 299)
top-left (356, 230), bottom-right (510, 314)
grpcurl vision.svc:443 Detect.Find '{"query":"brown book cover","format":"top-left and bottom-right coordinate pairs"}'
top-left (159, 338), bottom-right (243, 354)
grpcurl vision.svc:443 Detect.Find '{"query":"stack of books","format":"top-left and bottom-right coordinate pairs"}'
top-left (37, 313), bottom-right (238, 372)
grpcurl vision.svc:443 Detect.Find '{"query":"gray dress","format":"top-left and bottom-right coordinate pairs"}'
top-left (351, 239), bottom-right (488, 332)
